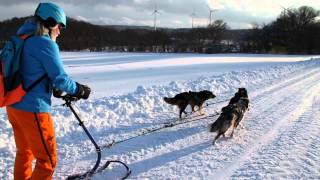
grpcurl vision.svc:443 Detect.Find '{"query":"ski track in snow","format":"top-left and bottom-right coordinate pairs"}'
top-left (0, 54), bottom-right (319, 180)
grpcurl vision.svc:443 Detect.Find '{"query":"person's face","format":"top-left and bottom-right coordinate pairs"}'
top-left (50, 24), bottom-right (62, 42)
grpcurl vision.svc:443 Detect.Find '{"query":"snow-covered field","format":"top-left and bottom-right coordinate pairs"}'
top-left (0, 52), bottom-right (319, 179)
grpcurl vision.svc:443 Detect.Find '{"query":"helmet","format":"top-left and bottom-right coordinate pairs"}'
top-left (35, 2), bottom-right (67, 27)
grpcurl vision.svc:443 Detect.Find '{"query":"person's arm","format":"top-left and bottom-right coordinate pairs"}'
top-left (35, 38), bottom-right (78, 95)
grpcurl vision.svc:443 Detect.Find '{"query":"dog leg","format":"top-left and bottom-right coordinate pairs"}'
top-left (213, 132), bottom-right (223, 145)
top-left (191, 105), bottom-right (195, 112)
top-left (230, 119), bottom-right (236, 138)
top-left (199, 102), bottom-right (206, 115)
top-left (195, 105), bottom-right (203, 115)
top-left (179, 110), bottom-right (183, 119)
top-left (237, 114), bottom-right (246, 129)
top-left (234, 117), bottom-right (243, 129)
top-left (238, 123), bottom-right (244, 129)
top-left (230, 130), bottom-right (234, 138)
top-left (179, 104), bottom-right (188, 119)
top-left (183, 111), bottom-right (188, 115)
top-left (198, 106), bottom-right (203, 115)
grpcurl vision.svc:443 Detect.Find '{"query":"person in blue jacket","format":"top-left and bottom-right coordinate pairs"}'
top-left (6, 2), bottom-right (90, 180)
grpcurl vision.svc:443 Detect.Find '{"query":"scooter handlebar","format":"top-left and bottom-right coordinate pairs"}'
top-left (53, 89), bottom-right (79, 102)
top-left (61, 94), bottom-right (79, 102)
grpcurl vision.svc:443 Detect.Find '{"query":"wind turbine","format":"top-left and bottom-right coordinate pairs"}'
top-left (190, 8), bottom-right (197, 28)
top-left (208, 6), bottom-right (218, 25)
top-left (152, 3), bottom-right (160, 31)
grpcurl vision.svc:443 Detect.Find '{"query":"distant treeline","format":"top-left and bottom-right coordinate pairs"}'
top-left (0, 6), bottom-right (319, 54)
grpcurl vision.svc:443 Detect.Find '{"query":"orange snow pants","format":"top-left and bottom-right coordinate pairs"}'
top-left (6, 106), bottom-right (57, 180)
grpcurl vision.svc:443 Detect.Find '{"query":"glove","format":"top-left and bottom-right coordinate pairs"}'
top-left (74, 82), bottom-right (91, 100)
top-left (53, 88), bottom-right (64, 98)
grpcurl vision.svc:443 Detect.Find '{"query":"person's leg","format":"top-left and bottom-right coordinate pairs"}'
top-left (7, 107), bottom-right (34, 180)
top-left (29, 112), bottom-right (57, 180)
top-left (7, 107), bottom-right (57, 180)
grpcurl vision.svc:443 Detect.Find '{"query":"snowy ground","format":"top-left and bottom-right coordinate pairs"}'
top-left (0, 53), bottom-right (319, 179)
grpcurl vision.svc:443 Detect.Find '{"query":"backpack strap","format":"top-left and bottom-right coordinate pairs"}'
top-left (20, 34), bottom-right (47, 92)
top-left (20, 33), bottom-right (35, 40)
top-left (24, 74), bottom-right (47, 92)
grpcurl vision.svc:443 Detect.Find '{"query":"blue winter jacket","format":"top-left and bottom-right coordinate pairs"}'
top-left (11, 21), bottom-right (78, 112)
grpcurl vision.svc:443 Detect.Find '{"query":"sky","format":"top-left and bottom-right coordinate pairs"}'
top-left (0, 0), bottom-right (320, 29)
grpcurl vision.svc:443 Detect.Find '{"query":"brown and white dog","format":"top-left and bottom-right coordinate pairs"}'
top-left (209, 88), bottom-right (249, 144)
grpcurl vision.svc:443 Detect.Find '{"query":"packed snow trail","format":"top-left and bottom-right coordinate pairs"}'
top-left (214, 69), bottom-right (320, 180)
top-left (231, 85), bottom-right (320, 179)
top-left (52, 60), bottom-right (320, 179)
top-left (125, 67), bottom-right (320, 179)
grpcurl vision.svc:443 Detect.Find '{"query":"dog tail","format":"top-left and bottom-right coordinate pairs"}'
top-left (163, 97), bottom-right (177, 105)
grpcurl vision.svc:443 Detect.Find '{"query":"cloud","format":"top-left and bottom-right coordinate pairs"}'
top-left (0, 2), bottom-right (35, 19)
top-left (0, 0), bottom-right (319, 29)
